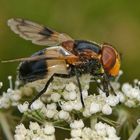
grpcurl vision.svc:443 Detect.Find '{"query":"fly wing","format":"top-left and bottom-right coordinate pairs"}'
top-left (8, 18), bottom-right (73, 46)
top-left (18, 47), bottom-right (77, 84)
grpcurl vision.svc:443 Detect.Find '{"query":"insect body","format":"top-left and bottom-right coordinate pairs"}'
top-left (6, 18), bottom-right (121, 108)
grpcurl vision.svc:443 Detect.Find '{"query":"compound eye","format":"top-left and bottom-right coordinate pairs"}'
top-left (101, 45), bottom-right (116, 72)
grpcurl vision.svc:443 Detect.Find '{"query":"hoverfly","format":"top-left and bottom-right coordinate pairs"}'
top-left (4, 18), bottom-right (121, 108)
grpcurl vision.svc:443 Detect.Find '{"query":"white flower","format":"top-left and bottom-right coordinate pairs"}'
top-left (18, 101), bottom-right (29, 113)
top-left (90, 102), bottom-right (101, 114)
top-left (7, 88), bottom-right (21, 102)
top-left (71, 129), bottom-right (82, 138)
top-left (106, 125), bottom-right (116, 137)
top-left (106, 95), bottom-right (119, 106)
top-left (95, 122), bottom-right (107, 137)
top-left (45, 103), bottom-right (58, 118)
top-left (29, 122), bottom-right (41, 131)
top-left (130, 88), bottom-right (140, 99)
top-left (0, 94), bottom-right (11, 108)
top-left (15, 122), bottom-right (56, 140)
top-left (63, 91), bottom-right (77, 101)
top-left (41, 94), bottom-right (52, 103)
top-left (45, 109), bottom-right (57, 118)
top-left (81, 127), bottom-right (92, 139)
top-left (43, 123), bottom-right (55, 135)
top-left (83, 94), bottom-right (108, 117)
top-left (61, 101), bottom-right (73, 112)
top-left (46, 103), bottom-right (57, 110)
top-left (15, 123), bottom-right (27, 135)
top-left (122, 83), bottom-right (132, 95)
top-left (69, 91), bottom-right (77, 100)
top-left (82, 90), bottom-right (88, 99)
top-left (51, 93), bottom-right (61, 102)
top-left (117, 91), bottom-right (125, 103)
top-left (67, 121), bottom-right (120, 140)
top-left (58, 110), bottom-right (70, 120)
top-left (72, 100), bottom-right (82, 111)
top-left (70, 120), bottom-right (84, 129)
top-left (30, 99), bottom-right (44, 110)
top-left (14, 134), bottom-right (25, 140)
top-left (65, 82), bottom-right (76, 91)
top-left (102, 104), bottom-right (112, 115)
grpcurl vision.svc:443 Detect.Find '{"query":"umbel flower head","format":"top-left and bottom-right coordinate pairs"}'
top-left (14, 122), bottom-right (56, 140)
top-left (0, 71), bottom-right (140, 139)
top-left (14, 120), bottom-right (120, 140)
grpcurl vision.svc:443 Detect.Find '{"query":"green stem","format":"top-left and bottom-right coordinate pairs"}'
top-left (128, 124), bottom-right (140, 140)
top-left (0, 112), bottom-right (13, 140)
top-left (26, 113), bottom-right (44, 124)
top-left (54, 125), bottom-right (70, 131)
top-left (31, 111), bottom-right (45, 122)
top-left (99, 116), bottom-right (119, 127)
top-left (90, 116), bottom-right (97, 129)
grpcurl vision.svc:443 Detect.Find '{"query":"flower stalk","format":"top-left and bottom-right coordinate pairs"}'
top-left (128, 120), bottom-right (140, 140)
top-left (0, 112), bottom-right (13, 140)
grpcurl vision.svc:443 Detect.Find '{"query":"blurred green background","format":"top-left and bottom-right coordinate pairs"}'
top-left (0, 0), bottom-right (140, 87)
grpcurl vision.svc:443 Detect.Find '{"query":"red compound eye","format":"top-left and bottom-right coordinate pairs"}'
top-left (101, 44), bottom-right (116, 72)
top-left (101, 44), bottom-right (120, 76)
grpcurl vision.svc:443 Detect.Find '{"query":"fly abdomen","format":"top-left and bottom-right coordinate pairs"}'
top-left (18, 50), bottom-right (47, 83)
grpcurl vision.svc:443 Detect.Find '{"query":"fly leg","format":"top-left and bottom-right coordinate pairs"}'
top-left (93, 78), bottom-right (104, 92)
top-left (102, 73), bottom-right (110, 96)
top-left (102, 73), bottom-right (116, 96)
top-left (28, 76), bottom-right (54, 108)
top-left (74, 68), bottom-right (85, 108)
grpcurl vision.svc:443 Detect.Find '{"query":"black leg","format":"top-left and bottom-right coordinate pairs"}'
top-left (93, 78), bottom-right (104, 92)
top-left (28, 76), bottom-right (54, 108)
top-left (102, 73), bottom-right (116, 96)
top-left (108, 81), bottom-right (117, 95)
top-left (102, 73), bottom-right (110, 96)
top-left (74, 68), bottom-right (85, 108)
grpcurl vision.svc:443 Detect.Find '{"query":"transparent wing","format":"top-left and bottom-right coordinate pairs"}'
top-left (8, 18), bottom-right (73, 46)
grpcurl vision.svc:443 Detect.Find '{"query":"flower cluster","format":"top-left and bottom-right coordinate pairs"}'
top-left (83, 94), bottom-right (119, 117)
top-left (14, 120), bottom-right (120, 140)
top-left (110, 74), bottom-right (140, 108)
top-left (17, 74), bottom-right (120, 118)
top-left (120, 80), bottom-right (140, 107)
top-left (14, 122), bottom-right (55, 140)
top-left (0, 76), bottom-right (33, 109)
top-left (65, 120), bottom-right (120, 140)
top-left (0, 71), bottom-right (140, 139)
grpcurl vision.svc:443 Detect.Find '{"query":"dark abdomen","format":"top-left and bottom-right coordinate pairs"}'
top-left (18, 49), bottom-right (47, 83)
